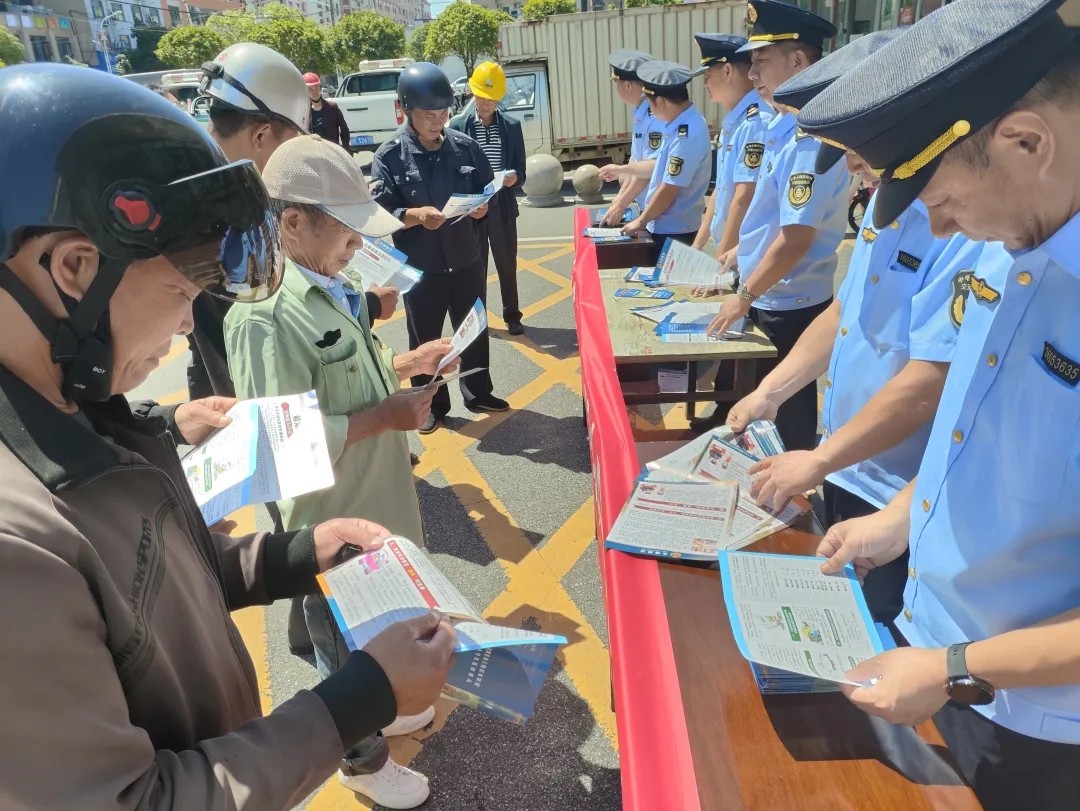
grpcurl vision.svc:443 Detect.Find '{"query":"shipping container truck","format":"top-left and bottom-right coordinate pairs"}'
top-left (469, 0), bottom-right (745, 166)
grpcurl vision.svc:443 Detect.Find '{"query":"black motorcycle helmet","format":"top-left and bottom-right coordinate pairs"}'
top-left (0, 63), bottom-right (284, 402)
top-left (397, 62), bottom-right (455, 111)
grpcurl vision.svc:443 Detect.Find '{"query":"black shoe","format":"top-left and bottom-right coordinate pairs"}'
top-left (507, 320), bottom-right (525, 336)
top-left (465, 394), bottom-right (510, 413)
top-left (689, 407), bottom-right (726, 433)
top-left (410, 452), bottom-right (420, 466)
top-left (418, 413), bottom-right (442, 434)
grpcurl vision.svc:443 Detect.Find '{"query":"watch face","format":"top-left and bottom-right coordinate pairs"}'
top-left (948, 678), bottom-right (995, 706)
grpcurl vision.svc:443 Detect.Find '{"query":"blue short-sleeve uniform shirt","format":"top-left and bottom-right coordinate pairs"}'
top-left (822, 195), bottom-right (982, 507)
top-left (710, 89), bottom-right (771, 242)
top-left (737, 113), bottom-right (849, 311)
top-left (900, 219), bottom-right (1080, 744)
top-left (631, 99), bottom-right (664, 210)
top-left (643, 104), bottom-right (713, 236)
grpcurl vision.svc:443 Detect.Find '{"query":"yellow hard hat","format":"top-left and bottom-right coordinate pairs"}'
top-left (469, 61), bottom-right (506, 101)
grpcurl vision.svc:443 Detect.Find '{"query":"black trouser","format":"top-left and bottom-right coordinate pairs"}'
top-left (405, 259), bottom-right (494, 418)
top-left (822, 481), bottom-right (909, 624)
top-left (933, 701), bottom-right (1080, 811)
top-left (481, 189), bottom-right (521, 325)
top-left (646, 230), bottom-right (698, 265)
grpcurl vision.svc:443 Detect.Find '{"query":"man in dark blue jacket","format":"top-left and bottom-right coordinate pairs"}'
top-left (372, 63), bottom-right (510, 434)
top-left (449, 61), bottom-right (528, 335)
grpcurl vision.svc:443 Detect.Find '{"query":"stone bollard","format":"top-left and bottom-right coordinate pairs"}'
top-left (522, 153), bottom-right (565, 207)
top-left (572, 164), bottom-right (604, 205)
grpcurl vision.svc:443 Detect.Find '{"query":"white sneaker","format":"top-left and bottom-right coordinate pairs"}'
top-left (381, 705), bottom-right (435, 737)
top-left (339, 759), bottom-right (430, 809)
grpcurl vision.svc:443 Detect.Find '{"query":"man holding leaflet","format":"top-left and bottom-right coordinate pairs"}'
top-left (724, 29), bottom-right (993, 623)
top-left (0, 65), bottom-right (455, 810)
top-left (371, 62), bottom-right (509, 435)
top-left (802, 2), bottom-right (1080, 806)
top-left (226, 135), bottom-right (455, 809)
top-left (691, 33), bottom-right (771, 256)
top-left (619, 61), bottom-right (713, 262)
top-left (599, 49), bottom-right (659, 227)
top-left (693, 0), bottom-right (848, 452)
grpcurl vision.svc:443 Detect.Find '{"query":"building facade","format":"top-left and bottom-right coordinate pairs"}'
top-left (2, 0), bottom-right (95, 64)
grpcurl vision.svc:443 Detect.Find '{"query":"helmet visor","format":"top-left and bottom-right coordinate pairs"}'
top-left (156, 161), bottom-right (284, 303)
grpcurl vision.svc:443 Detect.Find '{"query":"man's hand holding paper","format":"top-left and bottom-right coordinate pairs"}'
top-left (749, 450), bottom-right (828, 514)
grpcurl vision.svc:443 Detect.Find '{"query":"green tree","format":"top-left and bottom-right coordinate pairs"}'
top-left (113, 53), bottom-right (133, 75)
top-left (406, 23), bottom-right (429, 62)
top-left (155, 25), bottom-right (227, 68)
top-left (330, 11), bottom-right (405, 69)
top-left (0, 28), bottom-right (25, 67)
top-left (130, 24), bottom-right (167, 72)
top-left (521, 0), bottom-right (575, 21)
top-left (248, 3), bottom-right (332, 73)
top-left (205, 9), bottom-right (257, 45)
top-left (624, 0), bottom-right (680, 7)
top-left (425, 1), bottom-right (510, 76)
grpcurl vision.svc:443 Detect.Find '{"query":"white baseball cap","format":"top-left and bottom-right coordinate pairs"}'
top-left (262, 135), bottom-right (403, 239)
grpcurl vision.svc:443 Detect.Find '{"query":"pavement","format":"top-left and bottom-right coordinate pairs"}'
top-left (128, 189), bottom-right (854, 811)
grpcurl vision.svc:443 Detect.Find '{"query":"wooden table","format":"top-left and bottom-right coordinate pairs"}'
top-left (600, 272), bottom-right (777, 433)
top-left (639, 441), bottom-right (980, 811)
top-left (592, 234), bottom-right (656, 270)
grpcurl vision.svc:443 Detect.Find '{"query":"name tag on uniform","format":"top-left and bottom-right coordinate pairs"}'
top-left (1042, 342), bottom-right (1080, 387)
top-left (894, 251), bottom-right (922, 272)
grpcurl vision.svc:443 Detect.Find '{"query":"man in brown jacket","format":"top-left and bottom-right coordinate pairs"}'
top-left (0, 63), bottom-right (455, 810)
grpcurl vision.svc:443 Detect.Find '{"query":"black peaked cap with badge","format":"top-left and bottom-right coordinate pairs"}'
top-left (694, 33), bottom-right (752, 71)
top-left (637, 60), bottom-right (694, 99)
top-left (738, 0), bottom-right (837, 53)
top-left (772, 28), bottom-right (905, 173)
top-left (609, 49), bottom-right (655, 82)
top-left (797, 0), bottom-right (1074, 229)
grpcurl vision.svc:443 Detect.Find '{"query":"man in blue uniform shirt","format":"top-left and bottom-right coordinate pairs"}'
top-left (371, 63), bottom-right (509, 434)
top-left (802, 2), bottom-right (1080, 807)
top-left (599, 49), bottom-right (661, 226)
top-left (697, 0), bottom-right (848, 452)
top-left (726, 27), bottom-right (992, 623)
top-left (691, 33), bottom-right (772, 257)
top-left (619, 60), bottom-right (713, 262)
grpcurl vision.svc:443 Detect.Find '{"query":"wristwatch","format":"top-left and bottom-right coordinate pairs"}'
top-left (737, 283), bottom-right (758, 304)
top-left (945, 642), bottom-right (995, 706)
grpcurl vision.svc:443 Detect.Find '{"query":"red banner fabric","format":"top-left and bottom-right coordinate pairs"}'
top-left (572, 207), bottom-right (702, 811)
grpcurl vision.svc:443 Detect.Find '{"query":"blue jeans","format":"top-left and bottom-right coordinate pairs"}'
top-left (305, 593), bottom-right (389, 774)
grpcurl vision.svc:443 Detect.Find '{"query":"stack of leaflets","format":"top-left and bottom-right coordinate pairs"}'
top-left (589, 203), bottom-right (640, 226)
top-left (613, 287), bottom-right (674, 300)
top-left (318, 536), bottom-right (567, 724)
top-left (604, 421), bottom-right (808, 562)
top-left (584, 227), bottom-right (633, 243)
top-left (343, 238), bottom-right (423, 294)
top-left (182, 391), bottom-right (335, 526)
top-left (623, 266), bottom-right (663, 287)
top-left (655, 238), bottom-right (738, 290)
top-left (626, 299), bottom-right (745, 341)
top-left (718, 551), bottom-right (894, 694)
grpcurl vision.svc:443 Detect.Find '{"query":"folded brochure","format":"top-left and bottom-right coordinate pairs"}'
top-left (318, 536), bottom-right (566, 724)
top-left (342, 238), bottom-right (423, 294)
top-left (182, 391), bottom-right (334, 526)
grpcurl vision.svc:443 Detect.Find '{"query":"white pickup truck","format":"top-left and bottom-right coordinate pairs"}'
top-left (333, 58), bottom-right (414, 152)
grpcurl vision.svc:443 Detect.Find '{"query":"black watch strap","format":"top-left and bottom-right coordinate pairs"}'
top-left (947, 642), bottom-right (973, 680)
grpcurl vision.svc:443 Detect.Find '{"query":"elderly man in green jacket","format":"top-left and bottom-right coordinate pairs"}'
top-left (225, 135), bottom-right (456, 810)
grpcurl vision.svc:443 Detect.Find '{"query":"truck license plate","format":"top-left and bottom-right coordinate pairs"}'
top-left (350, 134), bottom-right (375, 146)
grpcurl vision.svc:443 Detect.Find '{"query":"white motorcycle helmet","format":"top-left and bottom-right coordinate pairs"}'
top-left (199, 42), bottom-right (309, 132)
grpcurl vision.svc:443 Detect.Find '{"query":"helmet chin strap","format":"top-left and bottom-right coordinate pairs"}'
top-left (0, 257), bottom-right (127, 403)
